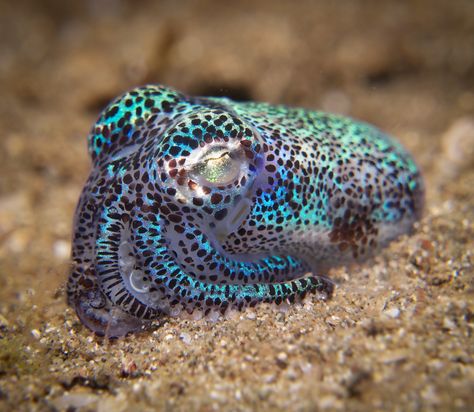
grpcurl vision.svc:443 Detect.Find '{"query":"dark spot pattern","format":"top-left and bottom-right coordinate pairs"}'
top-left (67, 84), bottom-right (424, 336)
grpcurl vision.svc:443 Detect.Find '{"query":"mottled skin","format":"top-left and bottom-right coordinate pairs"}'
top-left (68, 85), bottom-right (424, 336)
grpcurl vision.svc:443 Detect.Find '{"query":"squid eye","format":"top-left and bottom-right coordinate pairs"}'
top-left (191, 150), bottom-right (241, 186)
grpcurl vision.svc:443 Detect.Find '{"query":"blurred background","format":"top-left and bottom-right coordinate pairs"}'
top-left (0, 1), bottom-right (473, 411)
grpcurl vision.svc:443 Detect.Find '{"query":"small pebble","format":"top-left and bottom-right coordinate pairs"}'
top-left (53, 240), bottom-right (70, 260)
top-left (443, 317), bottom-right (457, 330)
top-left (179, 332), bottom-right (192, 344)
top-left (245, 311), bottom-right (256, 320)
top-left (276, 352), bottom-right (288, 368)
top-left (31, 329), bottom-right (41, 339)
top-left (300, 362), bottom-right (313, 374)
top-left (384, 307), bottom-right (400, 319)
top-left (440, 116), bottom-right (474, 177)
top-left (380, 350), bottom-right (408, 364)
top-left (263, 374), bottom-right (276, 384)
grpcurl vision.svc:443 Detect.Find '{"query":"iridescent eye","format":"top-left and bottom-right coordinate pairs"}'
top-left (191, 148), bottom-right (241, 186)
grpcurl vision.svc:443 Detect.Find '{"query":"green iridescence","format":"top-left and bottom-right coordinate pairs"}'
top-left (193, 151), bottom-right (238, 185)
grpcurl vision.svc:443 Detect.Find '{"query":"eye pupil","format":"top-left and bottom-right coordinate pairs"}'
top-left (191, 151), bottom-right (240, 185)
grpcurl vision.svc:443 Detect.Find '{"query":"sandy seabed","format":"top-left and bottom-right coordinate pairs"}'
top-left (0, 1), bottom-right (473, 411)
